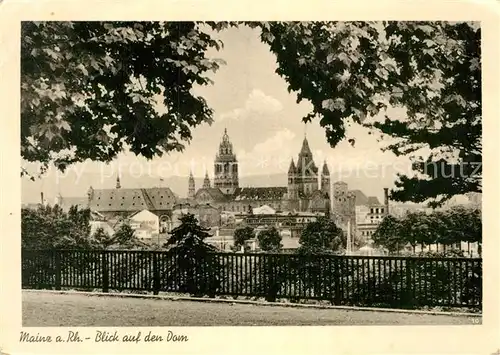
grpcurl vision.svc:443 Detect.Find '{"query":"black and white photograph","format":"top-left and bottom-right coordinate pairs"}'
top-left (1, 2), bottom-right (497, 352)
top-left (18, 20), bottom-right (484, 328)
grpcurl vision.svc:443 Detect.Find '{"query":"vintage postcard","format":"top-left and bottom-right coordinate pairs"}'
top-left (1, 0), bottom-right (499, 354)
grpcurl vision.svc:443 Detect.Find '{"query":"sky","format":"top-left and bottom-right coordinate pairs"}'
top-left (22, 25), bottom-right (414, 204)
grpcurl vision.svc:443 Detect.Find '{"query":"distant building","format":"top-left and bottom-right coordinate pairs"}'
top-left (243, 211), bottom-right (324, 239)
top-left (170, 201), bottom-right (221, 230)
top-left (85, 183), bottom-right (177, 233)
top-left (128, 209), bottom-right (160, 241)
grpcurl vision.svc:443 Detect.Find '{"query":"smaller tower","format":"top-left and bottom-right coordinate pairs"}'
top-left (383, 188), bottom-right (390, 216)
top-left (188, 171), bottom-right (195, 198)
top-left (87, 186), bottom-right (94, 208)
top-left (287, 159), bottom-right (298, 200)
top-left (116, 175), bottom-right (121, 189)
top-left (203, 171), bottom-right (211, 189)
top-left (321, 160), bottom-right (330, 194)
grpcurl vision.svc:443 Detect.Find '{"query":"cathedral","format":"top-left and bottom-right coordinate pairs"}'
top-left (188, 128), bottom-right (339, 216)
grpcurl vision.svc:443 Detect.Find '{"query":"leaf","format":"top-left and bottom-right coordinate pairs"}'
top-left (58, 120), bottom-right (71, 132)
top-left (326, 53), bottom-right (335, 64)
top-left (76, 63), bottom-right (88, 76)
top-left (261, 31), bottom-right (275, 43)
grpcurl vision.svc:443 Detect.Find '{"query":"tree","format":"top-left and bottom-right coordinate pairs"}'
top-left (255, 21), bottom-right (481, 207)
top-left (233, 226), bottom-right (255, 252)
top-left (257, 227), bottom-right (282, 252)
top-left (21, 21), bottom-right (228, 178)
top-left (21, 204), bottom-right (93, 249)
top-left (399, 212), bottom-right (433, 253)
top-left (92, 227), bottom-right (112, 248)
top-left (98, 222), bottom-right (146, 250)
top-left (372, 215), bottom-right (403, 254)
top-left (164, 213), bottom-right (219, 295)
top-left (298, 217), bottom-right (344, 254)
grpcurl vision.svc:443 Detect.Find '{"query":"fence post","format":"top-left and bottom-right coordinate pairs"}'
top-left (153, 252), bottom-right (160, 295)
top-left (54, 251), bottom-right (61, 290)
top-left (405, 258), bottom-right (414, 308)
top-left (102, 250), bottom-right (109, 293)
top-left (333, 258), bottom-right (341, 305)
top-left (265, 255), bottom-right (277, 302)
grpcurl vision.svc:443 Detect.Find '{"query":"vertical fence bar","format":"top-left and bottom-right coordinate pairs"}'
top-left (54, 250), bottom-right (61, 290)
top-left (153, 252), bottom-right (160, 295)
top-left (102, 250), bottom-right (109, 293)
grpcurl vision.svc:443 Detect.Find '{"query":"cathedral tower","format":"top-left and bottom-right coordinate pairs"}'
top-left (188, 171), bottom-right (195, 198)
top-left (321, 160), bottom-right (330, 194)
top-left (287, 159), bottom-right (298, 200)
top-left (214, 128), bottom-right (239, 194)
top-left (295, 136), bottom-right (319, 196)
top-left (203, 171), bottom-right (211, 189)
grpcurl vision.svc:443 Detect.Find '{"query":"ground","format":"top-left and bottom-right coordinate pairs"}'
top-left (22, 291), bottom-right (479, 326)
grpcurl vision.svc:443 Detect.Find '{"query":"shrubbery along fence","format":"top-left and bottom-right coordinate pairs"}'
top-left (22, 249), bottom-right (482, 310)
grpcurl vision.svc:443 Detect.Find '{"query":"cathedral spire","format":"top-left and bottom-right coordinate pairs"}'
top-left (322, 160), bottom-right (330, 175)
top-left (300, 136), bottom-right (312, 156)
top-left (288, 158), bottom-right (296, 174)
top-left (188, 170), bottom-right (195, 198)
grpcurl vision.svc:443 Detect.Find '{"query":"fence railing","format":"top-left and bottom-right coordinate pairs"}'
top-left (21, 249), bottom-right (482, 310)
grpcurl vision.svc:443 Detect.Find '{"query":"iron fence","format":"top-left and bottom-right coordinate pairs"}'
top-left (21, 249), bottom-right (482, 310)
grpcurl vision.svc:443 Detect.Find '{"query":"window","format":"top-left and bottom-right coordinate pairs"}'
top-left (370, 208), bottom-right (374, 214)
top-left (381, 208), bottom-right (384, 214)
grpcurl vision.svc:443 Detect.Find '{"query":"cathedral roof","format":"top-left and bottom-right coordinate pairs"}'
top-left (195, 187), bottom-right (229, 202)
top-left (367, 196), bottom-right (382, 205)
top-left (349, 189), bottom-right (368, 205)
top-left (232, 187), bottom-right (288, 201)
top-left (89, 187), bottom-right (177, 212)
top-left (59, 197), bottom-right (89, 212)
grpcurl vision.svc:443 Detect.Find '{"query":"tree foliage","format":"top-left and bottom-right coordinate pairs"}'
top-left (92, 222), bottom-right (146, 250)
top-left (21, 204), bottom-right (148, 250)
top-left (255, 21), bottom-right (481, 207)
top-left (163, 213), bottom-right (219, 295)
top-left (233, 226), bottom-right (255, 251)
top-left (21, 21), bottom-right (229, 177)
top-left (298, 217), bottom-right (345, 254)
top-left (371, 215), bottom-right (402, 253)
top-left (372, 207), bottom-right (482, 254)
top-left (257, 227), bottom-right (282, 252)
top-left (21, 205), bottom-right (93, 249)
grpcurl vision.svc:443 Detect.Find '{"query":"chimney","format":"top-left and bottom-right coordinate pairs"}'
top-left (383, 188), bottom-right (389, 215)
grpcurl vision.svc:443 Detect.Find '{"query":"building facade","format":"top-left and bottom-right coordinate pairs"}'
top-left (189, 129), bottom-right (337, 218)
